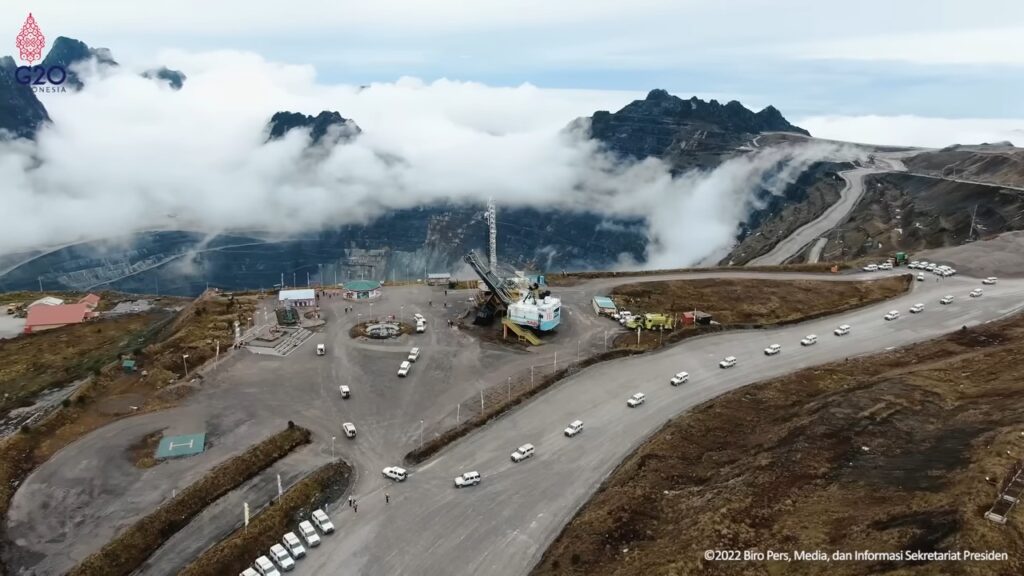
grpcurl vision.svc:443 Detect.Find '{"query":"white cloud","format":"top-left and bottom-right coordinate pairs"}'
top-left (798, 115), bottom-right (1024, 148)
top-left (0, 50), bottom-right (850, 268)
top-left (787, 27), bottom-right (1024, 65)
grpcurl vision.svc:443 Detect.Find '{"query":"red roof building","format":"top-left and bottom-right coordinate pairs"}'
top-left (24, 303), bottom-right (93, 333)
top-left (78, 293), bottom-right (101, 310)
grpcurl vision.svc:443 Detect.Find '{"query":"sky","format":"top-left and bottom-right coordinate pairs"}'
top-left (0, 1), bottom-right (1021, 265)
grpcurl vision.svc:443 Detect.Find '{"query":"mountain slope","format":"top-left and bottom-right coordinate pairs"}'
top-left (40, 36), bottom-right (118, 90)
top-left (0, 56), bottom-right (49, 139)
top-left (266, 111), bottom-right (362, 146)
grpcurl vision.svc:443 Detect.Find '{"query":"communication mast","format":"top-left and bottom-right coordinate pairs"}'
top-left (486, 198), bottom-right (498, 271)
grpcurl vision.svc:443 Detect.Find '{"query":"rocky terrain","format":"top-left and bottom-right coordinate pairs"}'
top-left (904, 144), bottom-right (1024, 189)
top-left (807, 172), bottom-right (1024, 262)
top-left (265, 111), bottom-right (362, 145)
top-left (0, 56), bottom-right (50, 139)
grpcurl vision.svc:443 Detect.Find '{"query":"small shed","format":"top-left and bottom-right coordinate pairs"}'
top-left (122, 359), bottom-right (137, 373)
top-left (592, 296), bottom-right (617, 316)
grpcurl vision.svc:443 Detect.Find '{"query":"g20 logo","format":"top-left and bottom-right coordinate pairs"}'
top-left (14, 12), bottom-right (67, 89)
top-left (15, 65), bottom-right (66, 86)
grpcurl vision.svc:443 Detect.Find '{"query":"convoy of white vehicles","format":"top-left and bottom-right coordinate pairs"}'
top-left (282, 255), bottom-right (992, 575)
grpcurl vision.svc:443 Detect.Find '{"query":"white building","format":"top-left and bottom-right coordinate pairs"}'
top-left (278, 289), bottom-right (317, 307)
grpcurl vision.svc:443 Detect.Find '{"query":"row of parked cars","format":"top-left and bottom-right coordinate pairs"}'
top-left (241, 510), bottom-right (336, 576)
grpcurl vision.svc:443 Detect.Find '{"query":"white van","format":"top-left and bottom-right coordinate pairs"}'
top-left (269, 543), bottom-right (295, 572)
top-left (281, 532), bottom-right (306, 559)
top-left (564, 420), bottom-right (584, 437)
top-left (343, 422), bottom-right (356, 438)
top-left (316, 344), bottom-right (325, 356)
top-left (297, 521), bottom-right (320, 547)
top-left (311, 509), bottom-right (335, 534)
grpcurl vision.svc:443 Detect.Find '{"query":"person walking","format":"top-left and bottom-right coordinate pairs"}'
top-left (353, 502), bottom-right (358, 513)
top-left (385, 493), bottom-right (390, 504)
top-left (348, 496), bottom-right (353, 507)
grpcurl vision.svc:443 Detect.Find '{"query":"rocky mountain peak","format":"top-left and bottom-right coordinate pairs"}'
top-left (0, 56), bottom-right (49, 140)
top-left (41, 36), bottom-right (119, 90)
top-left (266, 111), bottom-right (362, 146)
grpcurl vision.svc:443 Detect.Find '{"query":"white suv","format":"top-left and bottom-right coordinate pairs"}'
top-left (800, 335), bottom-right (817, 346)
top-left (383, 466), bottom-right (408, 482)
top-left (408, 347), bottom-right (420, 362)
top-left (253, 556), bottom-right (281, 576)
top-left (940, 295), bottom-right (954, 305)
top-left (564, 420), bottom-right (584, 437)
top-left (982, 277), bottom-right (998, 285)
top-left (297, 521), bottom-right (320, 547)
top-left (282, 532), bottom-right (306, 559)
top-left (269, 543), bottom-right (295, 572)
top-left (884, 310), bottom-right (900, 321)
top-left (511, 443), bottom-right (535, 462)
top-left (764, 344), bottom-right (781, 356)
top-left (909, 303), bottom-right (924, 314)
top-left (834, 324), bottom-right (851, 336)
top-left (343, 422), bottom-right (356, 438)
top-left (454, 471), bottom-right (481, 488)
top-left (970, 288), bottom-right (984, 298)
top-left (719, 356), bottom-right (737, 369)
top-left (669, 372), bottom-right (689, 386)
top-left (398, 361), bottom-right (411, 377)
top-left (627, 393), bottom-right (646, 407)
top-left (311, 509), bottom-right (335, 534)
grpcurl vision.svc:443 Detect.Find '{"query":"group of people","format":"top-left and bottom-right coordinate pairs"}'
top-left (347, 492), bottom-right (390, 514)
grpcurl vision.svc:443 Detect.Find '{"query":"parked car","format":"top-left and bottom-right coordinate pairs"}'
top-left (800, 335), bottom-right (817, 346)
top-left (454, 471), bottom-right (482, 488)
top-left (910, 303), bottom-right (924, 314)
top-left (564, 420), bottom-right (584, 437)
top-left (281, 532), bottom-right (306, 559)
top-left (862, 264), bottom-right (878, 272)
top-left (383, 466), bottom-right (408, 481)
top-left (970, 288), bottom-right (984, 298)
top-left (879, 262), bottom-right (892, 270)
top-left (908, 261), bottom-right (920, 269)
top-left (408, 347), bottom-right (420, 362)
top-left (940, 295), bottom-right (954, 305)
top-left (269, 543), bottom-right (295, 572)
top-left (297, 521), bottom-right (320, 547)
top-left (764, 343), bottom-right (782, 356)
top-left (339, 385), bottom-right (350, 399)
top-left (253, 556), bottom-right (281, 576)
top-left (834, 324), bottom-right (851, 336)
top-left (398, 360), bottom-right (411, 377)
top-left (669, 371), bottom-right (689, 386)
top-left (983, 277), bottom-right (998, 285)
top-left (343, 422), bottom-right (356, 438)
top-left (316, 344), bottom-right (326, 356)
top-left (884, 310), bottom-right (900, 321)
top-left (719, 356), bottom-right (737, 368)
top-left (311, 509), bottom-right (335, 534)
top-left (627, 392), bottom-right (646, 407)
top-left (511, 443), bottom-right (535, 462)
top-left (241, 569), bottom-right (259, 576)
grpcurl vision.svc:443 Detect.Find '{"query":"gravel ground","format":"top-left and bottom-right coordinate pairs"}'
top-left (916, 231), bottom-right (1024, 278)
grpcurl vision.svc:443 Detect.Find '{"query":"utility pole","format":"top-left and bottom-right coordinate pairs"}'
top-left (419, 420), bottom-right (424, 448)
top-left (38, 276), bottom-right (42, 292)
top-left (507, 377), bottom-right (511, 403)
top-left (969, 204), bottom-right (978, 241)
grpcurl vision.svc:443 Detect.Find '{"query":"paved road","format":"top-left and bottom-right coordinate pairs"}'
top-left (748, 167), bottom-right (881, 265)
top-left (291, 273), bottom-right (1024, 576)
top-left (806, 237), bottom-right (828, 263)
top-left (901, 171), bottom-right (1024, 193)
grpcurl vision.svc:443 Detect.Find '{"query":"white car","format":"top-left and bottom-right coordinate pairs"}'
top-left (415, 320), bottom-right (426, 333)
top-left (339, 385), bottom-right (350, 399)
top-left (253, 556), bottom-right (281, 576)
top-left (800, 335), bottom-right (817, 346)
top-left (316, 344), bottom-right (326, 356)
top-left (297, 521), bottom-right (320, 547)
top-left (862, 264), bottom-right (878, 272)
top-left (879, 262), bottom-right (892, 270)
top-left (884, 310), bottom-right (900, 321)
top-left (398, 360), bottom-right (411, 377)
top-left (764, 343), bottom-right (781, 356)
top-left (511, 443), bottom-right (535, 462)
top-left (269, 543), bottom-right (295, 572)
top-left (627, 393), bottom-right (646, 407)
top-left (916, 273), bottom-right (925, 282)
top-left (834, 324), bottom-right (851, 336)
top-left (342, 422), bottom-right (356, 438)
top-left (413, 313), bottom-right (425, 323)
top-left (242, 569), bottom-right (259, 576)
top-left (926, 264), bottom-right (936, 272)
top-left (982, 277), bottom-right (998, 285)
top-left (909, 303), bottom-right (924, 314)
top-left (908, 261), bottom-right (920, 269)
top-left (383, 466), bottom-right (408, 482)
top-left (918, 261), bottom-right (930, 269)
top-left (311, 509), bottom-right (335, 534)
top-left (454, 471), bottom-right (481, 488)
top-left (282, 532), bottom-right (306, 559)
top-left (408, 347), bottom-right (420, 362)
top-left (970, 288), bottom-right (984, 298)
top-left (719, 356), bottom-right (737, 369)
top-left (940, 295), bottom-right (954, 305)
top-left (564, 420), bottom-right (584, 437)
top-left (669, 371), bottom-right (689, 386)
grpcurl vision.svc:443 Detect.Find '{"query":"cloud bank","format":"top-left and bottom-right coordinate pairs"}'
top-left (0, 51), bottom-right (850, 268)
top-left (798, 115), bottom-right (1024, 148)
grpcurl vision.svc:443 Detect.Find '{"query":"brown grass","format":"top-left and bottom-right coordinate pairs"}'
top-left (68, 424), bottom-right (311, 576)
top-left (532, 319), bottom-right (1024, 576)
top-left (179, 460), bottom-right (352, 576)
top-left (546, 263), bottom-right (850, 286)
top-left (128, 430), bottom-right (165, 469)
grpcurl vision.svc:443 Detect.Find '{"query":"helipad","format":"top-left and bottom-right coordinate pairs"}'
top-left (155, 433), bottom-right (207, 459)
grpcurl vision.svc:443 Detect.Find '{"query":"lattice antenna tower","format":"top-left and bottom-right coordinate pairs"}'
top-left (487, 197), bottom-right (498, 271)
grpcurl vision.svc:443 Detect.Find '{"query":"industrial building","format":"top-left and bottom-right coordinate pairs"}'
top-left (24, 303), bottom-right (94, 333)
top-left (342, 280), bottom-right (382, 300)
top-left (278, 289), bottom-right (317, 307)
top-left (426, 273), bottom-right (451, 286)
